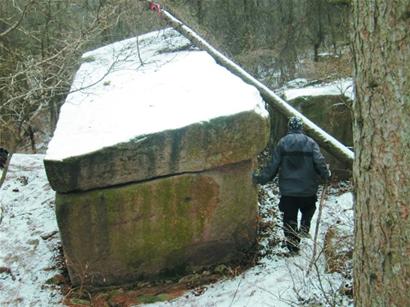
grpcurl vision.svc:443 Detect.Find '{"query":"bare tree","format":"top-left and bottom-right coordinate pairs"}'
top-left (0, 0), bottom-right (160, 187)
top-left (306, 0), bottom-right (326, 62)
top-left (0, 0), bottom-right (159, 150)
top-left (351, 0), bottom-right (410, 305)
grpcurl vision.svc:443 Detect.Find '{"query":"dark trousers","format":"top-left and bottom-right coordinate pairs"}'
top-left (278, 195), bottom-right (317, 252)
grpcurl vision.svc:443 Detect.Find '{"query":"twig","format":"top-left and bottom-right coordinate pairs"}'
top-left (229, 274), bottom-right (244, 307)
top-left (136, 36), bottom-right (145, 65)
top-left (0, 204), bottom-right (3, 226)
top-left (307, 183), bottom-right (328, 275)
top-left (312, 256), bottom-right (333, 306)
top-left (0, 0), bottom-right (35, 37)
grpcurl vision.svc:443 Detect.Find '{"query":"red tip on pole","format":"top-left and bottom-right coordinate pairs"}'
top-left (149, 1), bottom-right (161, 15)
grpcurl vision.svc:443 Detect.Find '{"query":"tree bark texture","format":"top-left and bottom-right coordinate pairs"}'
top-left (352, 1), bottom-right (410, 306)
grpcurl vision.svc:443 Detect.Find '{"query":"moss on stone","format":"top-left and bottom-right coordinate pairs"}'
top-left (137, 294), bottom-right (169, 304)
top-left (56, 161), bottom-right (257, 287)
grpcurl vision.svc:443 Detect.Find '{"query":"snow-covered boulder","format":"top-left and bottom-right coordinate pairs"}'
top-left (44, 28), bottom-right (269, 287)
top-left (44, 28), bottom-right (269, 193)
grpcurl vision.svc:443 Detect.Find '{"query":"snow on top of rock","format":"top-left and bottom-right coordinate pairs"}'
top-left (45, 28), bottom-right (268, 161)
top-left (284, 79), bottom-right (354, 100)
top-left (284, 79), bottom-right (354, 101)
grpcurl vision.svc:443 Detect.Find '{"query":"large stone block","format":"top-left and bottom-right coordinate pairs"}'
top-left (45, 110), bottom-right (269, 193)
top-left (44, 28), bottom-right (270, 193)
top-left (56, 160), bottom-right (257, 287)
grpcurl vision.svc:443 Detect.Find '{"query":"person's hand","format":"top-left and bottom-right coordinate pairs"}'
top-left (252, 172), bottom-right (259, 185)
top-left (326, 164), bottom-right (332, 181)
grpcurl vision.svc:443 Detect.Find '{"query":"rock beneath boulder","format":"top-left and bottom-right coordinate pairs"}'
top-left (56, 160), bottom-right (257, 287)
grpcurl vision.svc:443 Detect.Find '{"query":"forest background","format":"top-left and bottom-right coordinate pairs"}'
top-left (1, 1), bottom-right (408, 305)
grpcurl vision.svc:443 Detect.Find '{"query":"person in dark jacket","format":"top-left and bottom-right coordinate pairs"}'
top-left (254, 116), bottom-right (330, 255)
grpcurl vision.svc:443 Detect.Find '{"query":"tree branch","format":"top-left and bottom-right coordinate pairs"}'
top-left (0, 0), bottom-right (36, 38)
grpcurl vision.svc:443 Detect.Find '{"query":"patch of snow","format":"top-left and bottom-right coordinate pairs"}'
top-left (318, 52), bottom-right (340, 58)
top-left (0, 154), bottom-right (62, 306)
top-left (45, 28), bottom-right (268, 161)
top-left (284, 79), bottom-right (354, 101)
top-left (285, 78), bottom-right (309, 89)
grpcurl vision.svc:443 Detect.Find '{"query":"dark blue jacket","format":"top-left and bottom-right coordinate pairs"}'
top-left (255, 129), bottom-right (330, 196)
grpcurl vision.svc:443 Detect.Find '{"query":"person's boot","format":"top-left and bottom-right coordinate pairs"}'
top-left (286, 240), bottom-right (300, 257)
top-left (299, 226), bottom-right (311, 239)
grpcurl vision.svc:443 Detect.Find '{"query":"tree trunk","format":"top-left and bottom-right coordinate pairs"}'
top-left (0, 150), bottom-right (13, 190)
top-left (351, 1), bottom-right (410, 306)
top-left (28, 126), bottom-right (36, 153)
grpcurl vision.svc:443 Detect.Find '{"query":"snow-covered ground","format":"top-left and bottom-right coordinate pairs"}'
top-left (0, 154), bottom-right (353, 306)
top-left (0, 154), bottom-right (61, 306)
